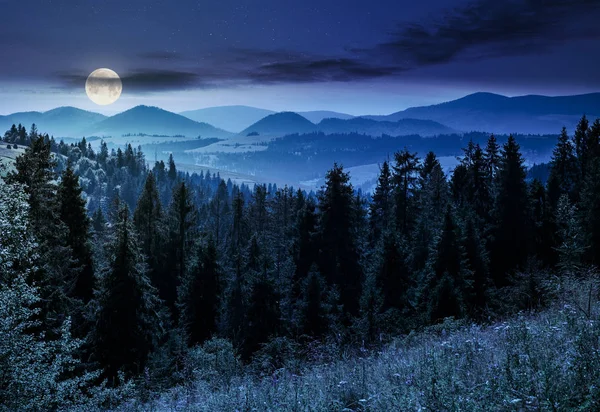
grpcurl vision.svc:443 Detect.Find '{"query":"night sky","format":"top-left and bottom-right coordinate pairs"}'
top-left (1, 0), bottom-right (600, 114)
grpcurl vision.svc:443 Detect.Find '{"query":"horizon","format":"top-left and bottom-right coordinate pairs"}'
top-left (3, 89), bottom-right (600, 118)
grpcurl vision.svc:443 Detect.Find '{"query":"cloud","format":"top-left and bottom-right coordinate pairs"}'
top-left (246, 58), bottom-right (402, 83)
top-left (379, 0), bottom-right (600, 66)
top-left (58, 69), bottom-right (202, 92)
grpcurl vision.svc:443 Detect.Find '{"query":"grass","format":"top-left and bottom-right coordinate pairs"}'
top-left (118, 279), bottom-right (600, 411)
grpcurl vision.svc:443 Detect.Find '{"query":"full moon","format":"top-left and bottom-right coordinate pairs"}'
top-left (85, 68), bottom-right (122, 105)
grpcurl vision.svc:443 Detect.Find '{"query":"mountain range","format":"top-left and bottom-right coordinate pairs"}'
top-left (363, 92), bottom-right (600, 134)
top-left (84, 106), bottom-right (232, 138)
top-left (179, 106), bottom-right (355, 132)
top-left (0, 107), bottom-right (107, 137)
top-left (2, 92), bottom-right (600, 139)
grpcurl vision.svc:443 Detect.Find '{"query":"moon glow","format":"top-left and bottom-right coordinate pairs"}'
top-left (85, 68), bottom-right (122, 105)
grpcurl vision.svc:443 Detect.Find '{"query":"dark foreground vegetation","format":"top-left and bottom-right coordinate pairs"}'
top-left (1, 116), bottom-right (600, 410)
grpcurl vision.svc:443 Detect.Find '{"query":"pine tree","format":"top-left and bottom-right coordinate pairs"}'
top-left (554, 194), bottom-right (585, 274)
top-left (298, 264), bottom-right (328, 338)
top-left (133, 172), bottom-right (166, 296)
top-left (412, 161), bottom-right (448, 273)
top-left (579, 158), bottom-right (600, 265)
top-left (574, 115), bottom-right (590, 197)
top-left (529, 179), bottom-right (557, 267)
top-left (178, 237), bottom-right (222, 346)
top-left (392, 150), bottom-right (420, 235)
top-left (424, 205), bottom-right (469, 323)
top-left (243, 266), bottom-right (280, 360)
top-left (484, 134), bottom-right (500, 187)
top-left (489, 136), bottom-right (531, 286)
top-left (318, 163), bottom-right (363, 318)
top-left (167, 153), bottom-right (177, 181)
top-left (164, 182), bottom-right (198, 315)
top-left (547, 127), bottom-right (577, 205)
top-left (377, 233), bottom-right (410, 313)
top-left (292, 197), bottom-right (319, 295)
top-left (91, 205), bottom-right (165, 383)
top-left (5, 136), bottom-right (74, 333)
top-left (369, 160), bottom-right (393, 243)
top-left (58, 164), bottom-right (95, 304)
top-left (461, 214), bottom-right (490, 318)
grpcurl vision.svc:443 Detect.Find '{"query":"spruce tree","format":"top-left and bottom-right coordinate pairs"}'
top-left (164, 181), bottom-right (198, 314)
top-left (243, 266), bottom-right (280, 360)
top-left (369, 160), bottom-right (393, 243)
top-left (377, 232), bottom-right (410, 313)
top-left (574, 115), bottom-right (590, 197)
top-left (133, 172), bottom-right (166, 296)
top-left (299, 264), bottom-right (328, 338)
top-left (91, 205), bottom-right (165, 383)
top-left (461, 214), bottom-right (490, 318)
top-left (178, 237), bottom-right (221, 346)
top-left (579, 158), bottom-right (600, 265)
top-left (58, 164), bottom-right (95, 304)
top-left (318, 163), bottom-right (363, 318)
top-left (5, 136), bottom-right (74, 333)
top-left (392, 150), bottom-right (420, 235)
top-left (490, 135), bottom-right (531, 286)
top-left (547, 127), bottom-right (577, 205)
top-left (167, 153), bottom-right (177, 181)
top-left (424, 205), bottom-right (470, 323)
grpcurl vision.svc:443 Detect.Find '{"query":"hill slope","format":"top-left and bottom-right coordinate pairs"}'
top-left (298, 110), bottom-right (354, 123)
top-left (84, 105), bottom-right (232, 138)
top-left (241, 112), bottom-right (317, 136)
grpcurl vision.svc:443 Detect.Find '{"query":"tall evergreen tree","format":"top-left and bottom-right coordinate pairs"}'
top-left (178, 237), bottom-right (221, 346)
top-left (424, 205), bottom-right (469, 323)
top-left (490, 136), bottom-right (531, 286)
top-left (167, 153), bottom-right (177, 181)
top-left (547, 127), bottom-right (578, 206)
top-left (133, 172), bottom-right (166, 296)
top-left (580, 158), bottom-right (600, 265)
top-left (58, 164), bottom-right (95, 323)
top-left (164, 182), bottom-right (198, 314)
top-left (298, 264), bottom-right (328, 338)
top-left (392, 150), bottom-right (420, 236)
top-left (318, 163), bottom-right (363, 318)
top-left (91, 206), bottom-right (165, 383)
top-left (5, 136), bottom-right (73, 332)
top-left (369, 160), bottom-right (393, 243)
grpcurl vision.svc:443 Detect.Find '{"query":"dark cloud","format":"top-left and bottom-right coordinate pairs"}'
top-left (379, 0), bottom-right (600, 66)
top-left (58, 69), bottom-right (201, 92)
top-left (247, 58), bottom-right (403, 83)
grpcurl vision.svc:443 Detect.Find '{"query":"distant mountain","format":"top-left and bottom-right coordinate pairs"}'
top-left (240, 112), bottom-right (453, 138)
top-left (317, 117), bottom-right (455, 137)
top-left (85, 105), bottom-right (232, 138)
top-left (298, 110), bottom-right (354, 123)
top-left (242, 112), bottom-right (316, 136)
top-left (364, 92), bottom-right (600, 134)
top-left (0, 107), bottom-right (106, 137)
top-left (180, 105), bottom-right (275, 133)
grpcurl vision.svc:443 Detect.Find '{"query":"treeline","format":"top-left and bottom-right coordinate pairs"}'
top-left (197, 130), bottom-right (558, 181)
top-left (0, 116), bottom-right (599, 408)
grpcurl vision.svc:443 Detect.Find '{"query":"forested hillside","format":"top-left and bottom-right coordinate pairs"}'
top-left (1, 115), bottom-right (600, 410)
